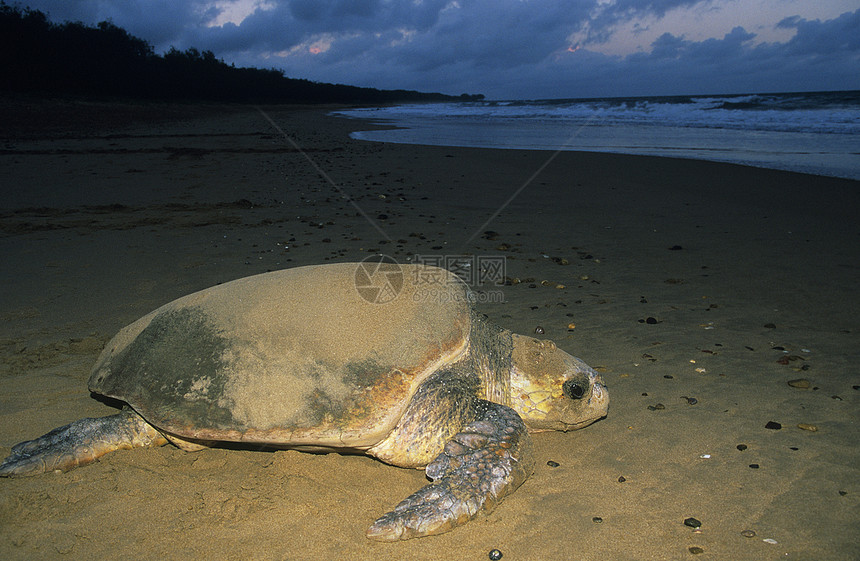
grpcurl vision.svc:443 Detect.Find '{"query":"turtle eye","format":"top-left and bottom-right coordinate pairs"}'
top-left (563, 379), bottom-right (585, 400)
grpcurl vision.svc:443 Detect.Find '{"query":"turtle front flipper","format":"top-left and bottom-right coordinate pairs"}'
top-left (0, 408), bottom-right (167, 477)
top-left (367, 402), bottom-right (535, 541)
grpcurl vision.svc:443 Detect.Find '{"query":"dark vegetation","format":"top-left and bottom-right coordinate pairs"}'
top-left (0, 3), bottom-right (484, 104)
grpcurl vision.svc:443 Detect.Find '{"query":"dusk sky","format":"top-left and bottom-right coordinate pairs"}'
top-left (20, 0), bottom-right (860, 99)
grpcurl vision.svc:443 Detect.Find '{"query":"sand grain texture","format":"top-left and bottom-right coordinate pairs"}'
top-left (0, 99), bottom-right (857, 560)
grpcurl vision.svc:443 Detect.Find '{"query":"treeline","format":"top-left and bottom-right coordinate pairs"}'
top-left (0, 4), bottom-right (484, 104)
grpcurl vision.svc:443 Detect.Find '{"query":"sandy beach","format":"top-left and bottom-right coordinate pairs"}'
top-left (0, 99), bottom-right (858, 560)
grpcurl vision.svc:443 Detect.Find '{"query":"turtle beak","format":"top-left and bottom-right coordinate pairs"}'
top-left (584, 371), bottom-right (609, 421)
top-left (590, 374), bottom-right (609, 411)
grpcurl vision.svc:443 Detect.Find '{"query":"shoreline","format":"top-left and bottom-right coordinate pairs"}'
top-left (333, 93), bottom-right (860, 181)
top-left (347, 129), bottom-right (860, 181)
top-left (1, 102), bottom-right (858, 560)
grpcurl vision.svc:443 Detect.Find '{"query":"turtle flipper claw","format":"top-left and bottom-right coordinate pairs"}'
top-left (0, 409), bottom-right (166, 477)
top-left (366, 403), bottom-right (535, 541)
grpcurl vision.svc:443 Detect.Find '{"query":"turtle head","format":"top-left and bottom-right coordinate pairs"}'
top-left (508, 334), bottom-right (608, 431)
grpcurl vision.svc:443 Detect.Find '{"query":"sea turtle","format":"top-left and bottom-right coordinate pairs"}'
top-left (0, 262), bottom-right (608, 540)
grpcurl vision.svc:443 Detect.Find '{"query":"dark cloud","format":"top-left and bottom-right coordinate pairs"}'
top-left (650, 32), bottom-right (689, 59)
top-left (666, 26), bottom-right (757, 62)
top-left (534, 9), bottom-right (860, 98)
top-left (583, 0), bottom-right (710, 43)
top-left (386, 1), bottom-right (588, 71)
top-left (289, 0), bottom-right (383, 22)
top-left (24, 0), bottom-right (210, 48)
top-left (777, 9), bottom-right (860, 56)
top-left (179, 0), bottom-right (452, 58)
top-left (16, 1), bottom-right (860, 98)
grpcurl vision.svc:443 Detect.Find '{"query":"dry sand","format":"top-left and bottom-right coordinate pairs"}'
top-left (0, 99), bottom-right (858, 560)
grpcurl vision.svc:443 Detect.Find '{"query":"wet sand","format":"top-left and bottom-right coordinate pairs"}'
top-left (0, 99), bottom-right (858, 560)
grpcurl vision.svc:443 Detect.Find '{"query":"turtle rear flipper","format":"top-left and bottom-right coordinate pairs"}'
top-left (366, 402), bottom-right (535, 541)
top-left (0, 408), bottom-right (167, 477)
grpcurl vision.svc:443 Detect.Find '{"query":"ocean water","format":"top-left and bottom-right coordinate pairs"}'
top-left (334, 91), bottom-right (860, 180)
